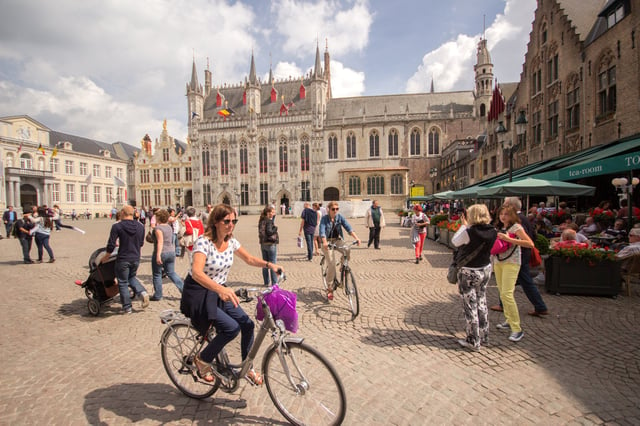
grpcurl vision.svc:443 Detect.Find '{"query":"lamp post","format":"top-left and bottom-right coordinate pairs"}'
top-left (429, 167), bottom-right (438, 194)
top-left (612, 176), bottom-right (639, 235)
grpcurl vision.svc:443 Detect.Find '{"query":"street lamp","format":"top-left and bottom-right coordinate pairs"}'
top-left (496, 120), bottom-right (517, 182)
top-left (429, 167), bottom-right (438, 194)
top-left (612, 176), bottom-right (639, 235)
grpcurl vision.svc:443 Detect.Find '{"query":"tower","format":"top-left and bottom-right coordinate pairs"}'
top-left (246, 52), bottom-right (262, 115)
top-left (186, 59), bottom-right (204, 122)
top-left (474, 37), bottom-right (493, 119)
top-left (310, 42), bottom-right (328, 126)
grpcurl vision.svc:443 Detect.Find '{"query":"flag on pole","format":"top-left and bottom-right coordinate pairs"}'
top-left (217, 107), bottom-right (235, 120)
top-left (280, 101), bottom-right (295, 116)
top-left (191, 111), bottom-right (199, 119)
top-left (51, 147), bottom-right (58, 158)
top-left (17, 142), bottom-right (23, 154)
top-left (38, 144), bottom-right (46, 155)
top-left (113, 175), bottom-right (126, 187)
top-left (487, 80), bottom-right (505, 122)
top-left (85, 174), bottom-right (93, 185)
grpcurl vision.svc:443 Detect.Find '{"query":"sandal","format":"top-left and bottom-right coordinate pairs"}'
top-left (327, 290), bottom-right (334, 301)
top-left (246, 368), bottom-right (263, 386)
top-left (194, 355), bottom-right (215, 383)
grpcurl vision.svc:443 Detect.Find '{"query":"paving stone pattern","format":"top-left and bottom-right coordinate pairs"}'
top-left (0, 216), bottom-right (639, 425)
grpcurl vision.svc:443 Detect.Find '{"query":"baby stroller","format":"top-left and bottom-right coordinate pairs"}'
top-left (74, 247), bottom-right (132, 316)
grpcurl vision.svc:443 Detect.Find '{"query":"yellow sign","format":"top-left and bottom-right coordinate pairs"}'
top-left (410, 185), bottom-right (425, 197)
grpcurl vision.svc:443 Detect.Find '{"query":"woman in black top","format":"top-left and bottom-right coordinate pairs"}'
top-left (451, 204), bottom-right (497, 352)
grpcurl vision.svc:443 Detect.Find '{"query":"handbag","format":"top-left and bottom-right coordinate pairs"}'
top-left (296, 236), bottom-right (304, 248)
top-left (255, 285), bottom-right (298, 333)
top-left (530, 247), bottom-right (542, 267)
top-left (490, 233), bottom-right (516, 255)
top-left (447, 242), bottom-right (487, 284)
top-left (145, 229), bottom-right (155, 244)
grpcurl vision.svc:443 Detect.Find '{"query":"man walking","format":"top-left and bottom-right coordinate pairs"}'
top-left (299, 202), bottom-right (318, 261)
top-left (491, 197), bottom-right (549, 316)
top-left (101, 205), bottom-right (149, 314)
top-left (3, 205), bottom-right (17, 238)
top-left (364, 200), bottom-right (386, 249)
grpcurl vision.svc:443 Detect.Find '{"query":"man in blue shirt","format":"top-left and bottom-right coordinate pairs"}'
top-left (319, 201), bottom-right (361, 300)
top-left (3, 205), bottom-right (17, 238)
top-left (298, 202), bottom-right (317, 261)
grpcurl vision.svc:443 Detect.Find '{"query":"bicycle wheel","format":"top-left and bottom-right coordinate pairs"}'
top-left (320, 256), bottom-right (329, 292)
top-left (343, 268), bottom-right (359, 318)
top-left (160, 324), bottom-right (219, 399)
top-left (263, 341), bottom-right (346, 426)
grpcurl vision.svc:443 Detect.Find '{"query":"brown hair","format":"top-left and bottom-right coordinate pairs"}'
top-left (205, 204), bottom-right (236, 242)
top-left (154, 208), bottom-right (169, 224)
top-left (497, 205), bottom-right (520, 227)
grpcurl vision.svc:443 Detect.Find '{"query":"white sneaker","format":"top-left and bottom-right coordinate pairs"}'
top-left (509, 331), bottom-right (524, 342)
top-left (496, 322), bottom-right (510, 330)
top-left (457, 339), bottom-right (480, 352)
top-left (73, 227), bottom-right (86, 235)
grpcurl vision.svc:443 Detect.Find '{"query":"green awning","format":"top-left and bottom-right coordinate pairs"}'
top-left (536, 149), bottom-right (640, 180)
top-left (477, 178), bottom-right (596, 197)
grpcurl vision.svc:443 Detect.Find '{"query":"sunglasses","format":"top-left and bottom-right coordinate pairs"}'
top-left (221, 219), bottom-right (239, 225)
top-left (331, 208), bottom-right (339, 211)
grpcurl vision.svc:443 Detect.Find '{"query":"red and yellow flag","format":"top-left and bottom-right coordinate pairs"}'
top-left (38, 144), bottom-right (46, 155)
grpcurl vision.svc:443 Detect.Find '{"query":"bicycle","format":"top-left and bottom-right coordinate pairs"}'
top-left (319, 240), bottom-right (359, 318)
top-left (159, 275), bottom-right (347, 426)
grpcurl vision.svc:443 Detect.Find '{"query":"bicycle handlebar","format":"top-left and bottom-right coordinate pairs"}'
top-left (234, 271), bottom-right (286, 303)
top-left (327, 240), bottom-right (359, 250)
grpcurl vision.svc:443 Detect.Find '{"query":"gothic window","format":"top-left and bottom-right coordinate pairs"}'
top-left (328, 135), bottom-right (338, 160)
top-left (220, 148), bottom-right (229, 175)
top-left (241, 183), bottom-right (249, 206)
top-left (410, 128), bottom-right (421, 156)
top-left (259, 144), bottom-right (268, 174)
top-left (367, 175), bottom-right (384, 195)
top-left (480, 104), bottom-right (486, 117)
top-left (532, 110), bottom-right (542, 146)
top-left (369, 130), bottom-right (380, 158)
top-left (162, 148), bottom-right (169, 162)
top-left (300, 137), bottom-right (310, 171)
top-left (239, 145), bottom-right (248, 174)
top-left (346, 133), bottom-right (356, 159)
top-left (301, 181), bottom-right (311, 201)
top-left (202, 183), bottom-right (211, 206)
top-left (390, 174), bottom-right (403, 195)
top-left (388, 129), bottom-right (398, 156)
top-left (348, 176), bottom-right (361, 196)
top-left (547, 54), bottom-right (559, 84)
top-left (566, 87), bottom-right (580, 130)
top-left (598, 66), bottom-right (616, 117)
top-left (279, 138), bottom-right (288, 173)
top-left (260, 182), bottom-right (269, 205)
top-left (428, 128), bottom-right (440, 155)
top-left (202, 148), bottom-right (210, 177)
top-left (547, 100), bottom-right (559, 139)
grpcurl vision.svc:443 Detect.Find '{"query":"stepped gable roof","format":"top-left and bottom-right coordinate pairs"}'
top-left (556, 0), bottom-right (607, 41)
top-left (325, 91), bottom-right (474, 120)
top-left (203, 76), bottom-right (313, 119)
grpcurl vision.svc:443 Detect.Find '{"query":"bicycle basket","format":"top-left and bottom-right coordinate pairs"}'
top-left (255, 285), bottom-right (298, 333)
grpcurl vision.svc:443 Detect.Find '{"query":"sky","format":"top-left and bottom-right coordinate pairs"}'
top-left (0, 0), bottom-right (537, 147)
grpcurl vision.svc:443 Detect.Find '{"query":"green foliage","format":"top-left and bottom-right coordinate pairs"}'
top-left (549, 246), bottom-right (617, 264)
top-left (429, 214), bottom-right (448, 226)
top-left (535, 233), bottom-right (550, 255)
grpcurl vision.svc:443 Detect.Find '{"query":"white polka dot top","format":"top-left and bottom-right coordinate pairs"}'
top-left (191, 237), bottom-right (241, 286)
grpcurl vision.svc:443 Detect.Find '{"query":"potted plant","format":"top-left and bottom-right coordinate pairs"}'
top-left (544, 245), bottom-right (621, 297)
top-left (428, 214), bottom-right (448, 241)
top-left (436, 219), bottom-right (450, 246)
top-left (446, 220), bottom-right (461, 248)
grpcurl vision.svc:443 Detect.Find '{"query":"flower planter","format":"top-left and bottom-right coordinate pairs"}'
top-left (427, 225), bottom-right (437, 240)
top-left (447, 230), bottom-right (456, 249)
top-left (544, 256), bottom-right (621, 297)
top-left (438, 228), bottom-right (449, 246)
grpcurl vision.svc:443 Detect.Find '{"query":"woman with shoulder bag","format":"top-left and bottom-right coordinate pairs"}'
top-left (258, 205), bottom-right (279, 286)
top-left (451, 204), bottom-right (497, 352)
top-left (182, 207), bottom-right (204, 264)
top-left (492, 205), bottom-right (535, 343)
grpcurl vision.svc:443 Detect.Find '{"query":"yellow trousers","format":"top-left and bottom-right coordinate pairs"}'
top-left (493, 262), bottom-right (522, 332)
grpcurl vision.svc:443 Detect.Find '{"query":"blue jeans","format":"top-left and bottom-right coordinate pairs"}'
top-left (34, 232), bottom-right (54, 261)
top-left (151, 251), bottom-right (184, 299)
top-left (115, 260), bottom-right (146, 310)
top-left (174, 234), bottom-right (181, 257)
top-left (260, 244), bottom-right (278, 285)
top-left (19, 237), bottom-right (33, 262)
top-left (5, 222), bottom-right (14, 238)
top-left (200, 300), bottom-right (255, 363)
top-left (303, 232), bottom-right (314, 260)
top-left (517, 256), bottom-right (548, 312)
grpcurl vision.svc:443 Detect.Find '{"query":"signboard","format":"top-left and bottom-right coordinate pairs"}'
top-left (546, 150), bottom-right (640, 181)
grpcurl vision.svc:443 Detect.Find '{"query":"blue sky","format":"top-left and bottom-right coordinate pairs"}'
top-left (0, 0), bottom-right (536, 146)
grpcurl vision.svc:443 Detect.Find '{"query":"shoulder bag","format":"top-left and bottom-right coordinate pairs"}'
top-left (447, 242), bottom-right (487, 284)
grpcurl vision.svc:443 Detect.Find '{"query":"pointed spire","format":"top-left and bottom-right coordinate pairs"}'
top-left (313, 41), bottom-right (322, 78)
top-left (268, 52), bottom-right (274, 85)
top-left (430, 77), bottom-right (434, 93)
top-left (249, 51), bottom-right (258, 85)
top-left (189, 58), bottom-right (199, 91)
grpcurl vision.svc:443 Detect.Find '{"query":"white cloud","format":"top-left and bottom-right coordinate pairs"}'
top-left (405, 0), bottom-right (536, 93)
top-left (330, 60), bottom-right (366, 97)
top-left (271, 0), bottom-right (372, 57)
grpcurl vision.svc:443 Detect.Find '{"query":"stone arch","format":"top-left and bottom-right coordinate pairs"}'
top-left (323, 187), bottom-right (339, 201)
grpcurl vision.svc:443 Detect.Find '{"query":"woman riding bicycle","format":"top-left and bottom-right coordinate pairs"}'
top-left (319, 201), bottom-right (361, 300)
top-left (180, 204), bottom-right (284, 384)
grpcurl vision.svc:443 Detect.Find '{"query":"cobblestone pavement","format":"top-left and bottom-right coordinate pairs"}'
top-left (0, 216), bottom-right (639, 425)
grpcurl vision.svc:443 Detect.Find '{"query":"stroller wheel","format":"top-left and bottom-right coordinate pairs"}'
top-left (88, 299), bottom-right (100, 316)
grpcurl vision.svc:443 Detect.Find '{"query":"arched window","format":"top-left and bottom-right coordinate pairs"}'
top-left (301, 180), bottom-right (311, 201)
top-left (239, 143), bottom-right (248, 175)
top-left (300, 136), bottom-right (310, 171)
top-left (279, 138), bottom-right (288, 173)
top-left (390, 174), bottom-right (403, 194)
top-left (369, 130), bottom-right (380, 157)
top-left (20, 153), bottom-right (33, 169)
top-left (428, 128), bottom-right (440, 155)
top-left (480, 104), bottom-right (486, 117)
top-left (202, 146), bottom-right (210, 177)
top-left (410, 128), bottom-right (421, 155)
top-left (348, 176), bottom-right (361, 195)
top-left (346, 132), bottom-right (356, 159)
top-left (388, 128), bottom-right (398, 156)
top-left (328, 135), bottom-right (337, 160)
top-left (259, 141), bottom-right (268, 174)
top-left (366, 175), bottom-right (384, 195)
top-left (220, 147), bottom-right (229, 176)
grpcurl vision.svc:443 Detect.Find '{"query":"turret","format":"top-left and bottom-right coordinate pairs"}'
top-left (310, 42), bottom-right (328, 125)
top-left (186, 58), bottom-right (204, 123)
top-left (474, 37), bottom-right (493, 119)
top-left (245, 52), bottom-right (261, 114)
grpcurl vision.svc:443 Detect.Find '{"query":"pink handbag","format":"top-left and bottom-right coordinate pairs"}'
top-left (490, 233), bottom-right (516, 255)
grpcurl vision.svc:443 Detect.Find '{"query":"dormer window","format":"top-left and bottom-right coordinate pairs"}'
top-left (607, 4), bottom-right (625, 28)
top-left (271, 86), bottom-right (278, 103)
top-left (299, 83), bottom-right (306, 99)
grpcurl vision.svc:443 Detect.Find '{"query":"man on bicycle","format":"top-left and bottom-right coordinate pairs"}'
top-left (319, 201), bottom-right (361, 300)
